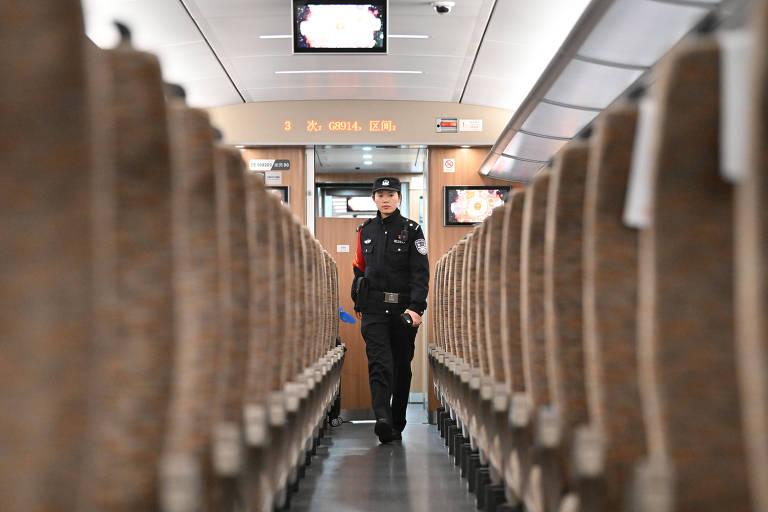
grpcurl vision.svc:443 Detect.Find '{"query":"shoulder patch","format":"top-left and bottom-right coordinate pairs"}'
top-left (357, 218), bottom-right (374, 232)
top-left (415, 238), bottom-right (427, 255)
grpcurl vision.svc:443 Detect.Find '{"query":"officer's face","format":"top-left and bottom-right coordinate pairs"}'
top-left (373, 190), bottom-right (400, 216)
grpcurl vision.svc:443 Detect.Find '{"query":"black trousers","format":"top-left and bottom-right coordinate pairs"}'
top-left (360, 308), bottom-right (417, 431)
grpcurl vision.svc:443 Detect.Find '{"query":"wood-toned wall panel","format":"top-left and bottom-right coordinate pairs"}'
top-left (315, 217), bottom-right (372, 411)
top-left (427, 147), bottom-right (518, 411)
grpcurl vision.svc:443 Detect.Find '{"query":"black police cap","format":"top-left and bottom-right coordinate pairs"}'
top-left (372, 176), bottom-right (401, 194)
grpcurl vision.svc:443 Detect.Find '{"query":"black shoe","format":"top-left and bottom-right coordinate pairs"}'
top-left (391, 429), bottom-right (402, 441)
top-left (374, 419), bottom-right (394, 443)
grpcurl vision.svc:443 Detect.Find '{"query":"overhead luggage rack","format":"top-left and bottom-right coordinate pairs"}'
top-left (480, 0), bottom-right (747, 182)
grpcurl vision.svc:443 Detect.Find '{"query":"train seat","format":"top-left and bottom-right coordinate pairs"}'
top-left (634, 33), bottom-right (750, 512)
top-left (579, 103), bottom-right (647, 512)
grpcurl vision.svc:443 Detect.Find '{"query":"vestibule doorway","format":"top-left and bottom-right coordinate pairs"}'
top-left (311, 145), bottom-right (429, 420)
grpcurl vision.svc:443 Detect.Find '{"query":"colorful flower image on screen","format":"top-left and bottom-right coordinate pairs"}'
top-left (446, 187), bottom-right (508, 224)
top-left (296, 4), bottom-right (384, 49)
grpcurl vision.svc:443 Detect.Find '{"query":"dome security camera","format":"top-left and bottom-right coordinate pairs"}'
top-left (431, 1), bottom-right (455, 14)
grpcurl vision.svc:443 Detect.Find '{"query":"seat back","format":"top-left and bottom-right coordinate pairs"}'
top-left (244, 176), bottom-right (273, 447)
top-left (161, 95), bottom-right (220, 510)
top-left (581, 104), bottom-right (646, 508)
top-left (0, 2), bottom-right (93, 510)
top-left (641, 35), bottom-right (750, 510)
top-left (464, 228), bottom-right (481, 371)
top-left (82, 40), bottom-right (176, 512)
top-left (521, 171), bottom-right (552, 410)
top-left (544, 143), bottom-right (590, 436)
top-left (501, 190), bottom-right (527, 396)
top-left (475, 221), bottom-right (491, 378)
top-left (484, 206), bottom-right (508, 385)
top-left (212, 146), bottom-right (250, 477)
top-left (735, 3), bottom-right (768, 509)
top-left (453, 240), bottom-right (469, 364)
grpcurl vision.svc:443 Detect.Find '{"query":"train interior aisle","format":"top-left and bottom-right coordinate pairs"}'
top-left (291, 405), bottom-right (477, 512)
top-left (3, 0), bottom-right (767, 512)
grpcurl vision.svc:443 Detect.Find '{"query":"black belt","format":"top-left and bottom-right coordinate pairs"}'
top-left (369, 290), bottom-right (409, 304)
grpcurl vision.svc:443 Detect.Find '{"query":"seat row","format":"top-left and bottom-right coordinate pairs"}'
top-left (429, 3), bottom-right (768, 512)
top-left (0, 3), bottom-right (343, 512)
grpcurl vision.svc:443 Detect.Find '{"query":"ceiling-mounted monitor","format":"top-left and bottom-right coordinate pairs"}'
top-left (292, 0), bottom-right (387, 54)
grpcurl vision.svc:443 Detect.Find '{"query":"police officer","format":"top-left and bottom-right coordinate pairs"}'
top-left (352, 177), bottom-right (429, 443)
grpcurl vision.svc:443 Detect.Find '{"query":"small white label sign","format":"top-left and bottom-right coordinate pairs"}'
top-left (459, 119), bottom-right (483, 132)
top-left (250, 159), bottom-right (273, 171)
top-left (336, 244), bottom-right (350, 253)
top-left (265, 171), bottom-right (282, 185)
top-left (443, 158), bottom-right (456, 173)
top-left (623, 98), bottom-right (657, 229)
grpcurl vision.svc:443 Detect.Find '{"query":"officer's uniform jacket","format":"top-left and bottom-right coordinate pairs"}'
top-left (352, 208), bottom-right (429, 315)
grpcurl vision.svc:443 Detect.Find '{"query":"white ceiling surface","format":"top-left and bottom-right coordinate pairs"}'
top-left (314, 146), bottom-right (427, 173)
top-left (82, 0), bottom-right (243, 108)
top-left (81, 0), bottom-right (590, 110)
top-left (462, 0), bottom-right (591, 108)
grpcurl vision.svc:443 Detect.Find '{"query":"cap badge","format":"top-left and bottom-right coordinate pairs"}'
top-left (382, 179), bottom-right (390, 186)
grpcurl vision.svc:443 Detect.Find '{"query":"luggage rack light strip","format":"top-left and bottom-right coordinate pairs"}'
top-left (275, 70), bottom-right (423, 74)
top-left (259, 34), bottom-right (428, 39)
top-left (572, 54), bottom-right (651, 71)
top-left (516, 129), bottom-right (573, 141)
top-left (498, 154), bottom-right (550, 164)
top-left (539, 97), bottom-right (604, 112)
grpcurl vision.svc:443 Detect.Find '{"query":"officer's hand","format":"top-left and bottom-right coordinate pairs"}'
top-left (404, 309), bottom-right (422, 327)
top-left (355, 311), bottom-right (362, 321)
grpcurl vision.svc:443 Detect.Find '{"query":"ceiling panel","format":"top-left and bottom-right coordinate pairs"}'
top-left (315, 146), bottom-right (427, 174)
top-left (183, 0), bottom-right (496, 106)
top-left (484, 0), bottom-right (584, 45)
top-left (461, 74), bottom-right (537, 110)
top-left (487, 155), bottom-right (543, 181)
top-left (521, 102), bottom-right (598, 139)
top-left (191, 0), bottom-right (291, 19)
top-left (228, 54), bottom-right (463, 87)
top-left (502, 132), bottom-right (568, 161)
top-left (545, 59), bottom-right (644, 109)
top-left (577, 0), bottom-right (711, 67)
top-left (82, 0), bottom-right (242, 107)
top-left (83, 0), bottom-right (200, 48)
top-left (83, 0), bottom-right (594, 111)
top-left (469, 40), bottom-right (551, 81)
top-left (204, 16), bottom-right (292, 57)
top-left (244, 85), bottom-right (457, 103)
top-left (186, 77), bottom-right (246, 108)
top-left (154, 41), bottom-right (225, 82)
top-left (462, 0), bottom-right (591, 111)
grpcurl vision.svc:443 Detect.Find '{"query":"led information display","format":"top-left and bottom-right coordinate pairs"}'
top-left (285, 119), bottom-right (398, 133)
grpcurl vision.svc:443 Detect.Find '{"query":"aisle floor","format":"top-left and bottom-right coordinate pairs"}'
top-left (289, 405), bottom-right (478, 512)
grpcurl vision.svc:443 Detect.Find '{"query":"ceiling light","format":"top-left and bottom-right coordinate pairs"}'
top-left (235, 145), bottom-right (245, 148)
top-left (362, 146), bottom-right (373, 151)
top-left (460, 145), bottom-right (471, 148)
top-left (274, 69), bottom-right (422, 75)
top-left (363, 154), bottom-right (373, 159)
top-left (363, 161), bottom-right (373, 165)
top-left (389, 34), bottom-right (429, 39)
top-left (260, 34), bottom-right (291, 39)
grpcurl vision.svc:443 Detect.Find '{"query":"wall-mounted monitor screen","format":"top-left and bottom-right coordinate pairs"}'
top-left (266, 186), bottom-right (290, 204)
top-left (293, 0), bottom-right (387, 53)
top-left (444, 186), bottom-right (512, 226)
